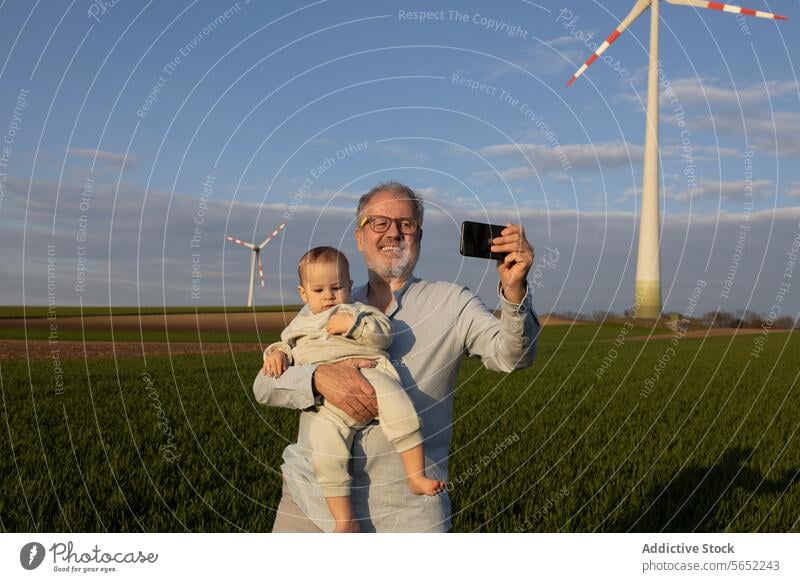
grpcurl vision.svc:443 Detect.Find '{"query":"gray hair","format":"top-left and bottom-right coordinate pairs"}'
top-left (357, 181), bottom-right (424, 226)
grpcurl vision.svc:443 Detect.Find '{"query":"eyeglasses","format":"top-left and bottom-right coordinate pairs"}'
top-left (359, 215), bottom-right (420, 234)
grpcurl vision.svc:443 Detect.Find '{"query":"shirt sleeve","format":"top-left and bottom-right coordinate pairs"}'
top-left (252, 363), bottom-right (320, 410)
top-left (455, 282), bottom-right (541, 373)
top-left (253, 311), bottom-right (320, 409)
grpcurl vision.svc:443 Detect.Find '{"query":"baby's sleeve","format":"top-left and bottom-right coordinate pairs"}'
top-left (340, 303), bottom-right (393, 350)
top-left (264, 341), bottom-right (293, 365)
top-left (263, 318), bottom-right (301, 364)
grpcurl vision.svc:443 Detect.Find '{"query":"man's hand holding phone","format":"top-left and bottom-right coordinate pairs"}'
top-left (460, 221), bottom-right (535, 304)
top-left (491, 223), bottom-right (534, 303)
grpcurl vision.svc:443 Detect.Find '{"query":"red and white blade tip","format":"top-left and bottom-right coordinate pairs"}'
top-left (568, 1), bottom-right (786, 87)
top-left (565, 0), bottom-right (651, 87)
top-left (566, 28), bottom-right (624, 87)
top-left (667, 0), bottom-right (788, 20)
top-left (702, 2), bottom-right (787, 20)
top-left (225, 235), bottom-right (255, 249)
top-left (259, 222), bottom-right (287, 249)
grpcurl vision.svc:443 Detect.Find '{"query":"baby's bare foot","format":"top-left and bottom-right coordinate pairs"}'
top-left (408, 476), bottom-right (447, 496)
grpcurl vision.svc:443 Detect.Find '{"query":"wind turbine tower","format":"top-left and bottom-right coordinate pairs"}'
top-left (225, 222), bottom-right (286, 307)
top-left (567, 0), bottom-right (787, 319)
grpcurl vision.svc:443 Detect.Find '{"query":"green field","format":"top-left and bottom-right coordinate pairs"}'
top-left (0, 305), bottom-right (303, 319)
top-left (0, 328), bottom-right (280, 344)
top-left (1, 324), bottom-right (797, 532)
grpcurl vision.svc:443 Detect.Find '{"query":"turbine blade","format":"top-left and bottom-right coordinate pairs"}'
top-left (225, 235), bottom-right (256, 250)
top-left (258, 255), bottom-right (265, 287)
top-left (259, 222), bottom-right (287, 249)
top-left (665, 0), bottom-right (787, 20)
top-left (567, 0), bottom-right (651, 87)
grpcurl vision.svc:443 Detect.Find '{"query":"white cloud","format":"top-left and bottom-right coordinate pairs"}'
top-left (479, 141), bottom-right (643, 178)
top-left (371, 142), bottom-right (428, 163)
top-left (69, 148), bottom-right (136, 171)
top-left (662, 144), bottom-right (742, 160)
top-left (3, 172), bottom-right (800, 315)
top-left (703, 111), bottom-right (800, 157)
top-left (501, 166), bottom-right (540, 181)
top-left (288, 190), bottom-right (362, 202)
top-left (664, 78), bottom-right (797, 107)
top-left (671, 179), bottom-right (775, 202)
top-left (470, 34), bottom-right (591, 81)
top-left (650, 78), bottom-right (800, 158)
top-left (620, 77), bottom-right (798, 109)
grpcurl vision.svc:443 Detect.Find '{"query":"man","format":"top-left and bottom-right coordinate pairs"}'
top-left (253, 181), bottom-right (541, 532)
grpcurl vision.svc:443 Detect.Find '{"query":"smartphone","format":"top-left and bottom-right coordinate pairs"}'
top-left (459, 221), bottom-right (508, 260)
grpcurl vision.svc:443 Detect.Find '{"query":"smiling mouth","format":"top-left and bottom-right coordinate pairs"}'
top-left (380, 245), bottom-right (405, 254)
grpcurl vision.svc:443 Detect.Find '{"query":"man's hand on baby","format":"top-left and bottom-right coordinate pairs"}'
top-left (313, 359), bottom-right (378, 422)
top-left (326, 311), bottom-right (354, 335)
top-left (262, 351), bottom-right (288, 377)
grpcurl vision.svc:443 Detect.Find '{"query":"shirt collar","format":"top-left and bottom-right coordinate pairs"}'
top-left (352, 275), bottom-right (419, 318)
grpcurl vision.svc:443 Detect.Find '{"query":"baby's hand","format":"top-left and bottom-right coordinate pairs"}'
top-left (326, 311), bottom-right (354, 335)
top-left (263, 350), bottom-right (288, 377)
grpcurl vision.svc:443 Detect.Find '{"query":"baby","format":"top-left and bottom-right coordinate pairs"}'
top-left (263, 246), bottom-right (445, 532)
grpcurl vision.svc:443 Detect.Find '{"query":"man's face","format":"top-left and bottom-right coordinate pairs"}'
top-left (355, 191), bottom-right (422, 280)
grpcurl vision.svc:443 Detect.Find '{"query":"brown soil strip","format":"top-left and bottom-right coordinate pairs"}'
top-left (0, 339), bottom-right (262, 361)
top-left (0, 311), bottom-right (584, 336)
top-left (0, 311), bottom-right (587, 362)
top-left (625, 328), bottom-right (793, 342)
top-left (0, 312), bottom-right (299, 333)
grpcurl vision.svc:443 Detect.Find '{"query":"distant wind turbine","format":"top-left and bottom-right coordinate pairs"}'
top-left (567, 0), bottom-right (787, 319)
top-left (225, 222), bottom-right (286, 307)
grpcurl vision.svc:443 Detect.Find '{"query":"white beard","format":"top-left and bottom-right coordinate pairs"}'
top-left (369, 246), bottom-right (416, 279)
top-left (383, 253), bottom-right (412, 278)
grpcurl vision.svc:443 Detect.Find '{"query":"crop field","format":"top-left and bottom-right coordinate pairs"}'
top-left (1, 323), bottom-right (797, 532)
top-left (0, 328), bottom-right (276, 344)
top-left (0, 305), bottom-right (303, 318)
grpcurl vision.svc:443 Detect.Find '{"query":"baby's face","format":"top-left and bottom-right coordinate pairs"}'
top-left (298, 261), bottom-right (352, 314)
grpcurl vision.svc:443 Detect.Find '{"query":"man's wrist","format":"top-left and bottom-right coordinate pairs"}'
top-left (311, 366), bottom-right (320, 396)
top-left (501, 281), bottom-right (527, 304)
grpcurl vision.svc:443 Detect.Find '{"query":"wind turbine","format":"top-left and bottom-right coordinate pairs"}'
top-left (225, 222), bottom-right (286, 307)
top-left (566, 0), bottom-right (787, 319)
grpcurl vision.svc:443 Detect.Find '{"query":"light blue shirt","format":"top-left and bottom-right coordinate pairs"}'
top-left (253, 276), bottom-right (540, 532)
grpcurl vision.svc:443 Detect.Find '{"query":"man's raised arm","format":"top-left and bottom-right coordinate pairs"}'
top-left (455, 283), bottom-right (540, 373)
top-left (455, 222), bottom-right (541, 373)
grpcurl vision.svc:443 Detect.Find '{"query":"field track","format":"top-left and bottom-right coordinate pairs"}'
top-left (0, 339), bottom-right (263, 361)
top-left (0, 312), bottom-right (298, 333)
top-left (0, 312), bottom-right (580, 332)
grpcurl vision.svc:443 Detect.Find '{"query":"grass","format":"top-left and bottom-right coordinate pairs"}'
top-left (0, 324), bottom-right (797, 532)
top-left (450, 332), bottom-right (799, 532)
top-left (0, 328), bottom-right (280, 344)
top-left (0, 305), bottom-right (303, 319)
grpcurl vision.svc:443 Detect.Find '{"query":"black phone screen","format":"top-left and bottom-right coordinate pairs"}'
top-left (460, 221), bottom-right (507, 260)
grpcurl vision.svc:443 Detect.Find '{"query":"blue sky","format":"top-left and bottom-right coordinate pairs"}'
top-left (1, 0), bottom-right (798, 316)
